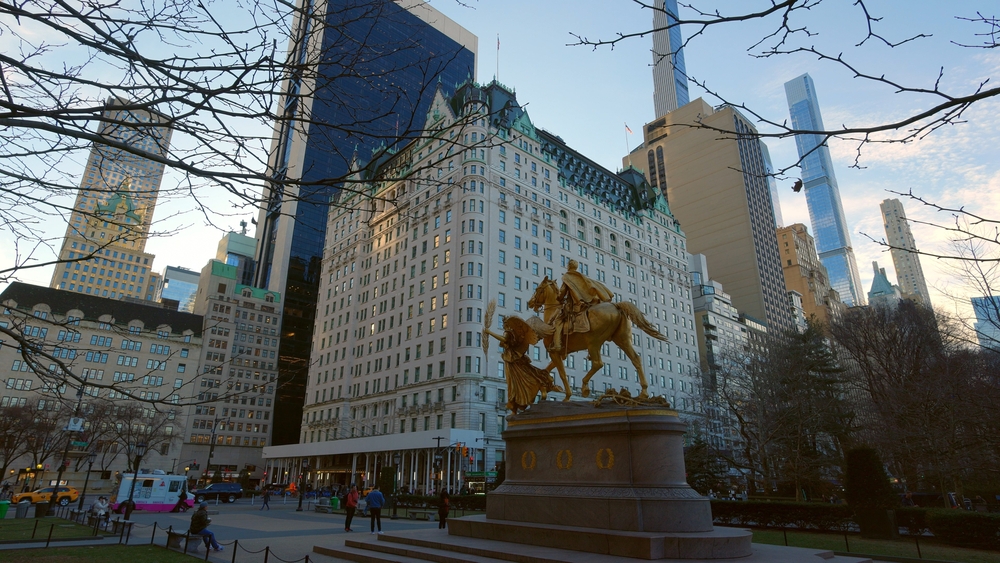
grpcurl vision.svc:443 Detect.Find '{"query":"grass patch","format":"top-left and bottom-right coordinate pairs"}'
top-left (0, 519), bottom-right (101, 542)
top-left (1, 545), bottom-right (194, 563)
top-left (752, 529), bottom-right (1000, 563)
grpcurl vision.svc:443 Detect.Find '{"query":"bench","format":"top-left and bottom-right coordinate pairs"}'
top-left (407, 509), bottom-right (438, 521)
top-left (166, 529), bottom-right (204, 552)
top-left (111, 519), bottom-right (134, 534)
top-left (314, 504), bottom-right (336, 514)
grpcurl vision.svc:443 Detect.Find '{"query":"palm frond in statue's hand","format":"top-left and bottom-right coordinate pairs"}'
top-left (482, 299), bottom-right (497, 354)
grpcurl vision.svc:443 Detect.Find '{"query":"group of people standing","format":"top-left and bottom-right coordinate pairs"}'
top-left (342, 485), bottom-right (451, 533)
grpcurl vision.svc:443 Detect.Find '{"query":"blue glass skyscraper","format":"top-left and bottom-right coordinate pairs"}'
top-left (652, 0), bottom-right (690, 116)
top-left (784, 74), bottom-right (865, 306)
top-left (255, 0), bottom-right (476, 444)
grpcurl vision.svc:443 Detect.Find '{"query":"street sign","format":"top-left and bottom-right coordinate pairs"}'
top-left (465, 471), bottom-right (497, 478)
top-left (71, 441), bottom-right (89, 447)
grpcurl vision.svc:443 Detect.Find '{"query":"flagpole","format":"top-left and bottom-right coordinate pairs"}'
top-left (624, 123), bottom-right (632, 168)
top-left (496, 34), bottom-right (500, 82)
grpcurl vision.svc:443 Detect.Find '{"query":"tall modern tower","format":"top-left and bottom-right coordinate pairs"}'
top-left (880, 198), bottom-right (932, 307)
top-left (49, 98), bottom-right (171, 301)
top-left (254, 0), bottom-right (477, 445)
top-left (784, 74), bottom-right (866, 306)
top-left (652, 0), bottom-right (690, 116)
top-left (636, 99), bottom-right (794, 333)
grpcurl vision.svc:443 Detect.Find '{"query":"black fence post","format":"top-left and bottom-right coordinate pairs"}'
top-left (915, 535), bottom-right (922, 559)
top-left (31, 519), bottom-right (39, 539)
top-left (150, 522), bottom-right (157, 545)
top-left (46, 523), bottom-right (54, 548)
top-left (843, 532), bottom-right (850, 552)
top-left (231, 539), bottom-right (238, 563)
top-left (264, 545), bottom-right (270, 563)
top-left (782, 529), bottom-right (788, 546)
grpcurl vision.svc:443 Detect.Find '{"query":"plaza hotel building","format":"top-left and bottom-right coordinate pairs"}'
top-left (262, 81), bottom-right (703, 494)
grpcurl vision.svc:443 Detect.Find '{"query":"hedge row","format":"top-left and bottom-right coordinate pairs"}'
top-left (396, 493), bottom-right (486, 511)
top-left (711, 501), bottom-right (1000, 550)
top-left (710, 501), bottom-right (854, 532)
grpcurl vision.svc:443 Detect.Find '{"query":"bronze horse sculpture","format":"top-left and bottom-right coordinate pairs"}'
top-left (528, 277), bottom-right (669, 400)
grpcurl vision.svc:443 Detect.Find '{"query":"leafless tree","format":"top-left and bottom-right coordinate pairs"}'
top-left (572, 1), bottom-right (998, 172)
top-left (830, 301), bottom-right (1000, 499)
top-left (716, 324), bottom-right (851, 500)
top-left (0, 405), bottom-right (35, 479)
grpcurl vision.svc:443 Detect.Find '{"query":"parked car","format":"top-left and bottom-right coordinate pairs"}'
top-left (13, 486), bottom-right (81, 505)
top-left (192, 482), bottom-right (243, 503)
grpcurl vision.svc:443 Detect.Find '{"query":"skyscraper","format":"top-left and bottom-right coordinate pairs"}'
top-left (635, 99), bottom-right (794, 333)
top-left (784, 74), bottom-right (866, 306)
top-left (49, 98), bottom-right (171, 301)
top-left (254, 0), bottom-right (477, 445)
top-left (651, 0), bottom-right (690, 116)
top-left (880, 198), bottom-right (932, 306)
top-left (972, 296), bottom-right (1000, 351)
top-left (159, 266), bottom-right (201, 313)
top-left (777, 223), bottom-right (845, 328)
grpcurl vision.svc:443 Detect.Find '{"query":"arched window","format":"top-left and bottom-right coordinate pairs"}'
top-left (242, 289), bottom-right (252, 297)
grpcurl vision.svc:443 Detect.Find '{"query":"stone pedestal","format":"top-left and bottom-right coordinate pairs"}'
top-left (449, 401), bottom-right (751, 559)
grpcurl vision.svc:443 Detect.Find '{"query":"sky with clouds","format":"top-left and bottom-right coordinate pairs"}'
top-left (6, 0), bottom-right (998, 327)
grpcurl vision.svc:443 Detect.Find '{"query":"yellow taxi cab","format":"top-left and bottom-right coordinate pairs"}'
top-left (12, 486), bottom-right (81, 505)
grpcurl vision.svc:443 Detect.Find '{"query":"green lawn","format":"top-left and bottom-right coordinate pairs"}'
top-left (0, 519), bottom-right (102, 542)
top-left (752, 529), bottom-right (1000, 563)
top-left (1, 545), bottom-right (193, 563)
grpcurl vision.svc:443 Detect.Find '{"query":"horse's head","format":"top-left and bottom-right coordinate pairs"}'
top-left (528, 276), bottom-right (559, 312)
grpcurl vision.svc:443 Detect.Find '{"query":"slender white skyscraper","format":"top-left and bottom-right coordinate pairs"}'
top-left (880, 198), bottom-right (931, 306)
top-left (652, 0), bottom-right (690, 116)
top-left (784, 73), bottom-right (866, 306)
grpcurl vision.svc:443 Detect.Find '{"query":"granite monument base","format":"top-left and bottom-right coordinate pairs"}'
top-left (449, 401), bottom-right (751, 559)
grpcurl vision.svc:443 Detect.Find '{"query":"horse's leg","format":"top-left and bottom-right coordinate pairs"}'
top-left (550, 352), bottom-right (571, 401)
top-left (579, 338), bottom-right (604, 398)
top-left (619, 340), bottom-right (649, 399)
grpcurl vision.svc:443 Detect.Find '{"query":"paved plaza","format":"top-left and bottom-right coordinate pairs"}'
top-left (0, 498), bottom-right (447, 562)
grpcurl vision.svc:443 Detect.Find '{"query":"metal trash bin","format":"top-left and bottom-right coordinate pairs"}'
top-left (34, 501), bottom-right (49, 518)
top-left (330, 496), bottom-right (340, 510)
top-left (15, 501), bottom-right (30, 518)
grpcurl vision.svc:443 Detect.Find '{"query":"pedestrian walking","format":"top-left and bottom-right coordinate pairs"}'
top-left (260, 488), bottom-right (271, 510)
top-left (438, 490), bottom-right (450, 529)
top-left (366, 484), bottom-right (386, 534)
top-left (344, 485), bottom-right (359, 532)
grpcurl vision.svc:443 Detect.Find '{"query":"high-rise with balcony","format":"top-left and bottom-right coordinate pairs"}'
top-left (784, 74), bottom-right (865, 306)
top-left (651, 0), bottom-right (690, 116)
top-left (880, 198), bottom-right (932, 307)
top-left (49, 98), bottom-right (171, 301)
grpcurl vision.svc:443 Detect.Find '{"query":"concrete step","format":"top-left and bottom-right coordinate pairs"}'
top-left (314, 542), bottom-right (429, 563)
top-left (377, 533), bottom-right (568, 563)
top-left (344, 538), bottom-right (509, 563)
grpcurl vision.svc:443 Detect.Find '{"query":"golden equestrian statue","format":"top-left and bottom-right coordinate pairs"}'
top-left (528, 261), bottom-right (669, 400)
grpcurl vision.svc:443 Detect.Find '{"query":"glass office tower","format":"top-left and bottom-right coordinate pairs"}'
top-left (784, 74), bottom-right (866, 306)
top-left (254, 0), bottom-right (476, 445)
top-left (652, 0), bottom-right (690, 116)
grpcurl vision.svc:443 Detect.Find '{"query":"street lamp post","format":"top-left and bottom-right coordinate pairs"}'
top-left (77, 451), bottom-right (98, 511)
top-left (123, 443), bottom-right (147, 520)
top-left (391, 453), bottom-right (401, 519)
top-left (296, 460), bottom-right (308, 512)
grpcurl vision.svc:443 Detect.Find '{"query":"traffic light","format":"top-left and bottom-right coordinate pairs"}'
top-left (455, 443), bottom-right (462, 454)
top-left (461, 447), bottom-right (468, 458)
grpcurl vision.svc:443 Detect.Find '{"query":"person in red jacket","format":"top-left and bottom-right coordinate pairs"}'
top-left (344, 485), bottom-right (359, 532)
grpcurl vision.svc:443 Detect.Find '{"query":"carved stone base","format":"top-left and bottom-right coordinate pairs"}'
top-left (451, 401), bottom-right (751, 559)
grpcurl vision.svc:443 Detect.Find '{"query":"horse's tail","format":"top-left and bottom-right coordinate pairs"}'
top-left (615, 301), bottom-right (669, 342)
